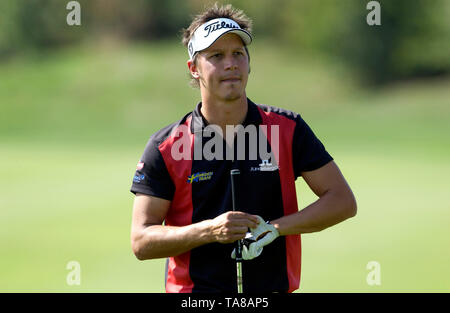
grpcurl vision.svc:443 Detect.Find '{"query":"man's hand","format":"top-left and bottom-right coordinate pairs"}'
top-left (231, 216), bottom-right (280, 260)
top-left (209, 211), bottom-right (260, 244)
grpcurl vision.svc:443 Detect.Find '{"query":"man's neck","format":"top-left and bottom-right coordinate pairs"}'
top-left (200, 94), bottom-right (248, 133)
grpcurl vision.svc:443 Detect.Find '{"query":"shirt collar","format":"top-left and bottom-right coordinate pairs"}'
top-left (190, 98), bottom-right (262, 134)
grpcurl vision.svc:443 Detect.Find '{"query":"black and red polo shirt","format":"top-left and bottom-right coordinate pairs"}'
top-left (130, 98), bottom-right (333, 293)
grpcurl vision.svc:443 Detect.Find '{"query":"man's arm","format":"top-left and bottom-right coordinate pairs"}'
top-left (130, 193), bottom-right (259, 260)
top-left (270, 161), bottom-right (357, 235)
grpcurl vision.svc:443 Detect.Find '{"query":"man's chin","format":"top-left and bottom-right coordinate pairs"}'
top-left (223, 93), bottom-right (242, 101)
top-left (221, 88), bottom-right (245, 102)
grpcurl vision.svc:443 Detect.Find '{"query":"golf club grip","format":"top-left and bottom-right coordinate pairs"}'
top-left (230, 169), bottom-right (240, 212)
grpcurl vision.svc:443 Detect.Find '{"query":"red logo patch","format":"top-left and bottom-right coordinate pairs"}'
top-left (136, 161), bottom-right (144, 171)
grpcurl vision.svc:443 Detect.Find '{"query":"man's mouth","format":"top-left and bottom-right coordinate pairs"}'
top-left (221, 77), bottom-right (241, 83)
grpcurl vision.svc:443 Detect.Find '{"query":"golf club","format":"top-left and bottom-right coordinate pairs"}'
top-left (230, 169), bottom-right (243, 293)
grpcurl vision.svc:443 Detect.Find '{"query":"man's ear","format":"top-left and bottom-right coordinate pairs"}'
top-left (187, 59), bottom-right (200, 79)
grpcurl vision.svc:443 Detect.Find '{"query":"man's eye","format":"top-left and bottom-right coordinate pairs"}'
top-left (212, 53), bottom-right (222, 58)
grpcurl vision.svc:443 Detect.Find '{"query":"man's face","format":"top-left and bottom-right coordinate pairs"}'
top-left (190, 33), bottom-right (250, 102)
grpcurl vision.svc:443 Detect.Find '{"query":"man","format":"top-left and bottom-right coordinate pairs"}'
top-left (130, 4), bottom-right (357, 293)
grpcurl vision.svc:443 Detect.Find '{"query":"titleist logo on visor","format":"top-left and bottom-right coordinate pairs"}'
top-left (187, 18), bottom-right (251, 59)
top-left (203, 20), bottom-right (239, 37)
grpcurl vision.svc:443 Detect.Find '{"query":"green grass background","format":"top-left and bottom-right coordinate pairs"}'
top-left (1, 40), bottom-right (449, 292)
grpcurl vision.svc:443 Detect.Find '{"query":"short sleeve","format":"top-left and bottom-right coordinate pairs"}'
top-left (130, 138), bottom-right (175, 200)
top-left (292, 115), bottom-right (333, 178)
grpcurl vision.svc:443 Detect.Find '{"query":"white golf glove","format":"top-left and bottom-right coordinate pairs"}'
top-left (231, 215), bottom-right (280, 260)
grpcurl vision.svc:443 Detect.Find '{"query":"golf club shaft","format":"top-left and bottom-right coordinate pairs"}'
top-left (236, 260), bottom-right (243, 293)
top-left (230, 169), bottom-right (243, 293)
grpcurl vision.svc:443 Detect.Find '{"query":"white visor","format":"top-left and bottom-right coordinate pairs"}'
top-left (187, 18), bottom-right (252, 60)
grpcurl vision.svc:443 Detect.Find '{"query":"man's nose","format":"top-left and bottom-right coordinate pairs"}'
top-left (224, 55), bottom-right (238, 70)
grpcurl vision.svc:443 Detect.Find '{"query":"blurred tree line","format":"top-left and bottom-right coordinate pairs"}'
top-left (0, 0), bottom-right (449, 84)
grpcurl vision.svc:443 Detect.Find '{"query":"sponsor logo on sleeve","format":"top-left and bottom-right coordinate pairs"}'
top-left (133, 174), bottom-right (146, 183)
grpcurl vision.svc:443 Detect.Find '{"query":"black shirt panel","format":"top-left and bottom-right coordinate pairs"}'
top-left (189, 120), bottom-right (289, 292)
top-left (130, 122), bottom-right (181, 200)
top-left (292, 116), bottom-right (333, 176)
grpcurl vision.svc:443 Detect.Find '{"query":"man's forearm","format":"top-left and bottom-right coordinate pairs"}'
top-left (132, 220), bottom-right (214, 260)
top-left (271, 189), bottom-right (357, 236)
